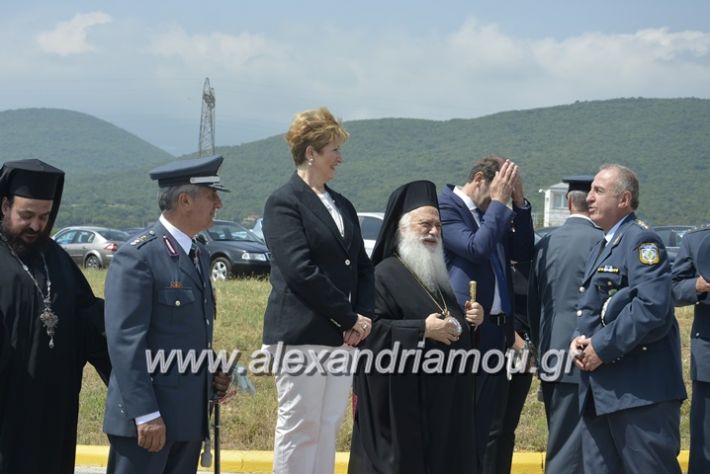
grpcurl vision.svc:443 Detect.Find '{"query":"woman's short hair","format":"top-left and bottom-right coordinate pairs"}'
top-left (285, 107), bottom-right (349, 166)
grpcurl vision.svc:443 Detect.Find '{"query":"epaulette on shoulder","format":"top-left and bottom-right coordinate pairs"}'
top-left (687, 223), bottom-right (710, 235)
top-left (130, 230), bottom-right (157, 248)
top-left (634, 219), bottom-right (650, 230)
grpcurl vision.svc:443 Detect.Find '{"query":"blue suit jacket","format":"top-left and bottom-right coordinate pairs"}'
top-left (103, 221), bottom-right (215, 441)
top-left (672, 224), bottom-right (710, 382)
top-left (438, 184), bottom-right (534, 349)
top-left (576, 214), bottom-right (686, 415)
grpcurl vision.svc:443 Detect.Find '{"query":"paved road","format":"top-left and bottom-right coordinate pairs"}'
top-left (75, 469), bottom-right (232, 474)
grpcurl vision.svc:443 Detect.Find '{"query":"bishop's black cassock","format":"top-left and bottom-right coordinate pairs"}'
top-left (349, 181), bottom-right (477, 473)
top-left (0, 159), bottom-right (110, 474)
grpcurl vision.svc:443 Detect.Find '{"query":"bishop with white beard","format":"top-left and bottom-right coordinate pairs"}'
top-left (349, 180), bottom-right (483, 474)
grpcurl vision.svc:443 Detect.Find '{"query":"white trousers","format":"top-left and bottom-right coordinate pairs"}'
top-left (272, 344), bottom-right (353, 474)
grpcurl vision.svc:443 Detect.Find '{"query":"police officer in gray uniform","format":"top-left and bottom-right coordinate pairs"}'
top-left (672, 226), bottom-right (710, 474)
top-left (528, 175), bottom-right (603, 474)
top-left (571, 164), bottom-right (686, 474)
top-left (104, 156), bottom-right (231, 474)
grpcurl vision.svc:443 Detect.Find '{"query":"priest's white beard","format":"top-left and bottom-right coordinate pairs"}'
top-left (397, 228), bottom-right (452, 294)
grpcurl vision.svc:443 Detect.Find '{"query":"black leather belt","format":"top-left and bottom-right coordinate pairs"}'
top-left (489, 314), bottom-right (506, 326)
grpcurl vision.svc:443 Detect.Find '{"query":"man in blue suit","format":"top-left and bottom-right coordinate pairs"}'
top-left (572, 164), bottom-right (686, 474)
top-left (528, 176), bottom-right (603, 474)
top-left (672, 225), bottom-right (710, 474)
top-left (439, 155), bottom-right (534, 473)
top-left (104, 156), bottom-right (231, 474)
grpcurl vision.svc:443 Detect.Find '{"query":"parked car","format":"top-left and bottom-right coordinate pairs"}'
top-left (250, 217), bottom-right (264, 242)
top-left (53, 226), bottom-right (129, 269)
top-left (123, 227), bottom-right (147, 238)
top-left (357, 212), bottom-right (385, 258)
top-left (197, 219), bottom-right (271, 281)
top-left (653, 225), bottom-right (694, 264)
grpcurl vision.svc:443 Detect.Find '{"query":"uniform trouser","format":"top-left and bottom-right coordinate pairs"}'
top-left (540, 381), bottom-right (583, 474)
top-left (481, 371), bottom-right (532, 474)
top-left (272, 344), bottom-right (353, 474)
top-left (689, 380), bottom-right (710, 474)
top-left (107, 436), bottom-right (201, 474)
top-left (581, 400), bottom-right (681, 474)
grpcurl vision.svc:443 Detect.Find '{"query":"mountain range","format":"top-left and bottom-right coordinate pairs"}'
top-left (1, 97), bottom-right (708, 229)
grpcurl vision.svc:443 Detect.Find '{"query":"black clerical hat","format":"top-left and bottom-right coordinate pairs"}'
top-left (562, 175), bottom-right (594, 193)
top-left (698, 234), bottom-right (710, 281)
top-left (0, 159), bottom-right (65, 226)
top-left (371, 180), bottom-right (438, 265)
top-left (149, 155), bottom-right (230, 192)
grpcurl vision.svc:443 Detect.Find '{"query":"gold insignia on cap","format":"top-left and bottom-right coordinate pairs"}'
top-left (639, 242), bottom-right (660, 265)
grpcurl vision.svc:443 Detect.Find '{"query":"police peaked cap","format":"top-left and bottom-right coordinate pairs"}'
top-left (149, 155), bottom-right (230, 192)
top-left (562, 175), bottom-right (594, 194)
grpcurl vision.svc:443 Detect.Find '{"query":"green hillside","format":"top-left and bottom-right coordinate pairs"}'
top-left (213, 97), bottom-right (710, 227)
top-left (2, 98), bottom-right (709, 229)
top-left (0, 108), bottom-right (174, 227)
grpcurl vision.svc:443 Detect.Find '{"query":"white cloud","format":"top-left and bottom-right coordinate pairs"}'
top-left (36, 12), bottom-right (112, 56)
top-left (8, 12), bottom-right (710, 151)
top-left (144, 18), bottom-right (710, 122)
top-left (147, 27), bottom-right (286, 73)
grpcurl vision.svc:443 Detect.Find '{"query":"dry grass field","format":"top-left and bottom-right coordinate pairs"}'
top-left (78, 269), bottom-right (694, 451)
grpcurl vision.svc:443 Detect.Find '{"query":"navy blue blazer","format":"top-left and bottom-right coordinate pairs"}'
top-left (576, 214), bottom-right (686, 415)
top-left (438, 185), bottom-right (534, 348)
top-left (672, 224), bottom-right (710, 382)
top-left (261, 172), bottom-right (375, 346)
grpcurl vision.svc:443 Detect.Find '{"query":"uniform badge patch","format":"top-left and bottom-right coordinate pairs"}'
top-left (639, 242), bottom-right (660, 265)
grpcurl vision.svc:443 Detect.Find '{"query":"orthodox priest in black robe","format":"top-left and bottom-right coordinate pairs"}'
top-left (349, 181), bottom-right (482, 474)
top-left (0, 159), bottom-right (111, 474)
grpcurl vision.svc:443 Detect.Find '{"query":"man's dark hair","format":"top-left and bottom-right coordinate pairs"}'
top-left (466, 154), bottom-right (505, 183)
top-left (0, 195), bottom-right (51, 256)
top-left (0, 195), bottom-right (15, 221)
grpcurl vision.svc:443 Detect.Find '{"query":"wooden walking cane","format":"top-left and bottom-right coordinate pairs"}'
top-left (469, 281), bottom-right (478, 331)
top-left (469, 280), bottom-right (479, 447)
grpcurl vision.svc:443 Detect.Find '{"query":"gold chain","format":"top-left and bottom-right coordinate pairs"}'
top-left (395, 255), bottom-right (450, 318)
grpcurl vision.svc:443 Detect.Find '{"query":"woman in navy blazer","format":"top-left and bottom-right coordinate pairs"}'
top-left (262, 107), bottom-right (374, 474)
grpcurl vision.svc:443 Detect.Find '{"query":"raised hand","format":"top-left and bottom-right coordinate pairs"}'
top-left (489, 159), bottom-right (518, 205)
top-left (511, 171), bottom-right (525, 208)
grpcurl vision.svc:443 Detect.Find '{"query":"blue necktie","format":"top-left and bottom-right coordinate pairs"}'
top-left (476, 209), bottom-right (512, 315)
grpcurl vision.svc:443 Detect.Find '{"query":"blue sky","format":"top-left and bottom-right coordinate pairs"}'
top-left (2, 1), bottom-right (709, 154)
